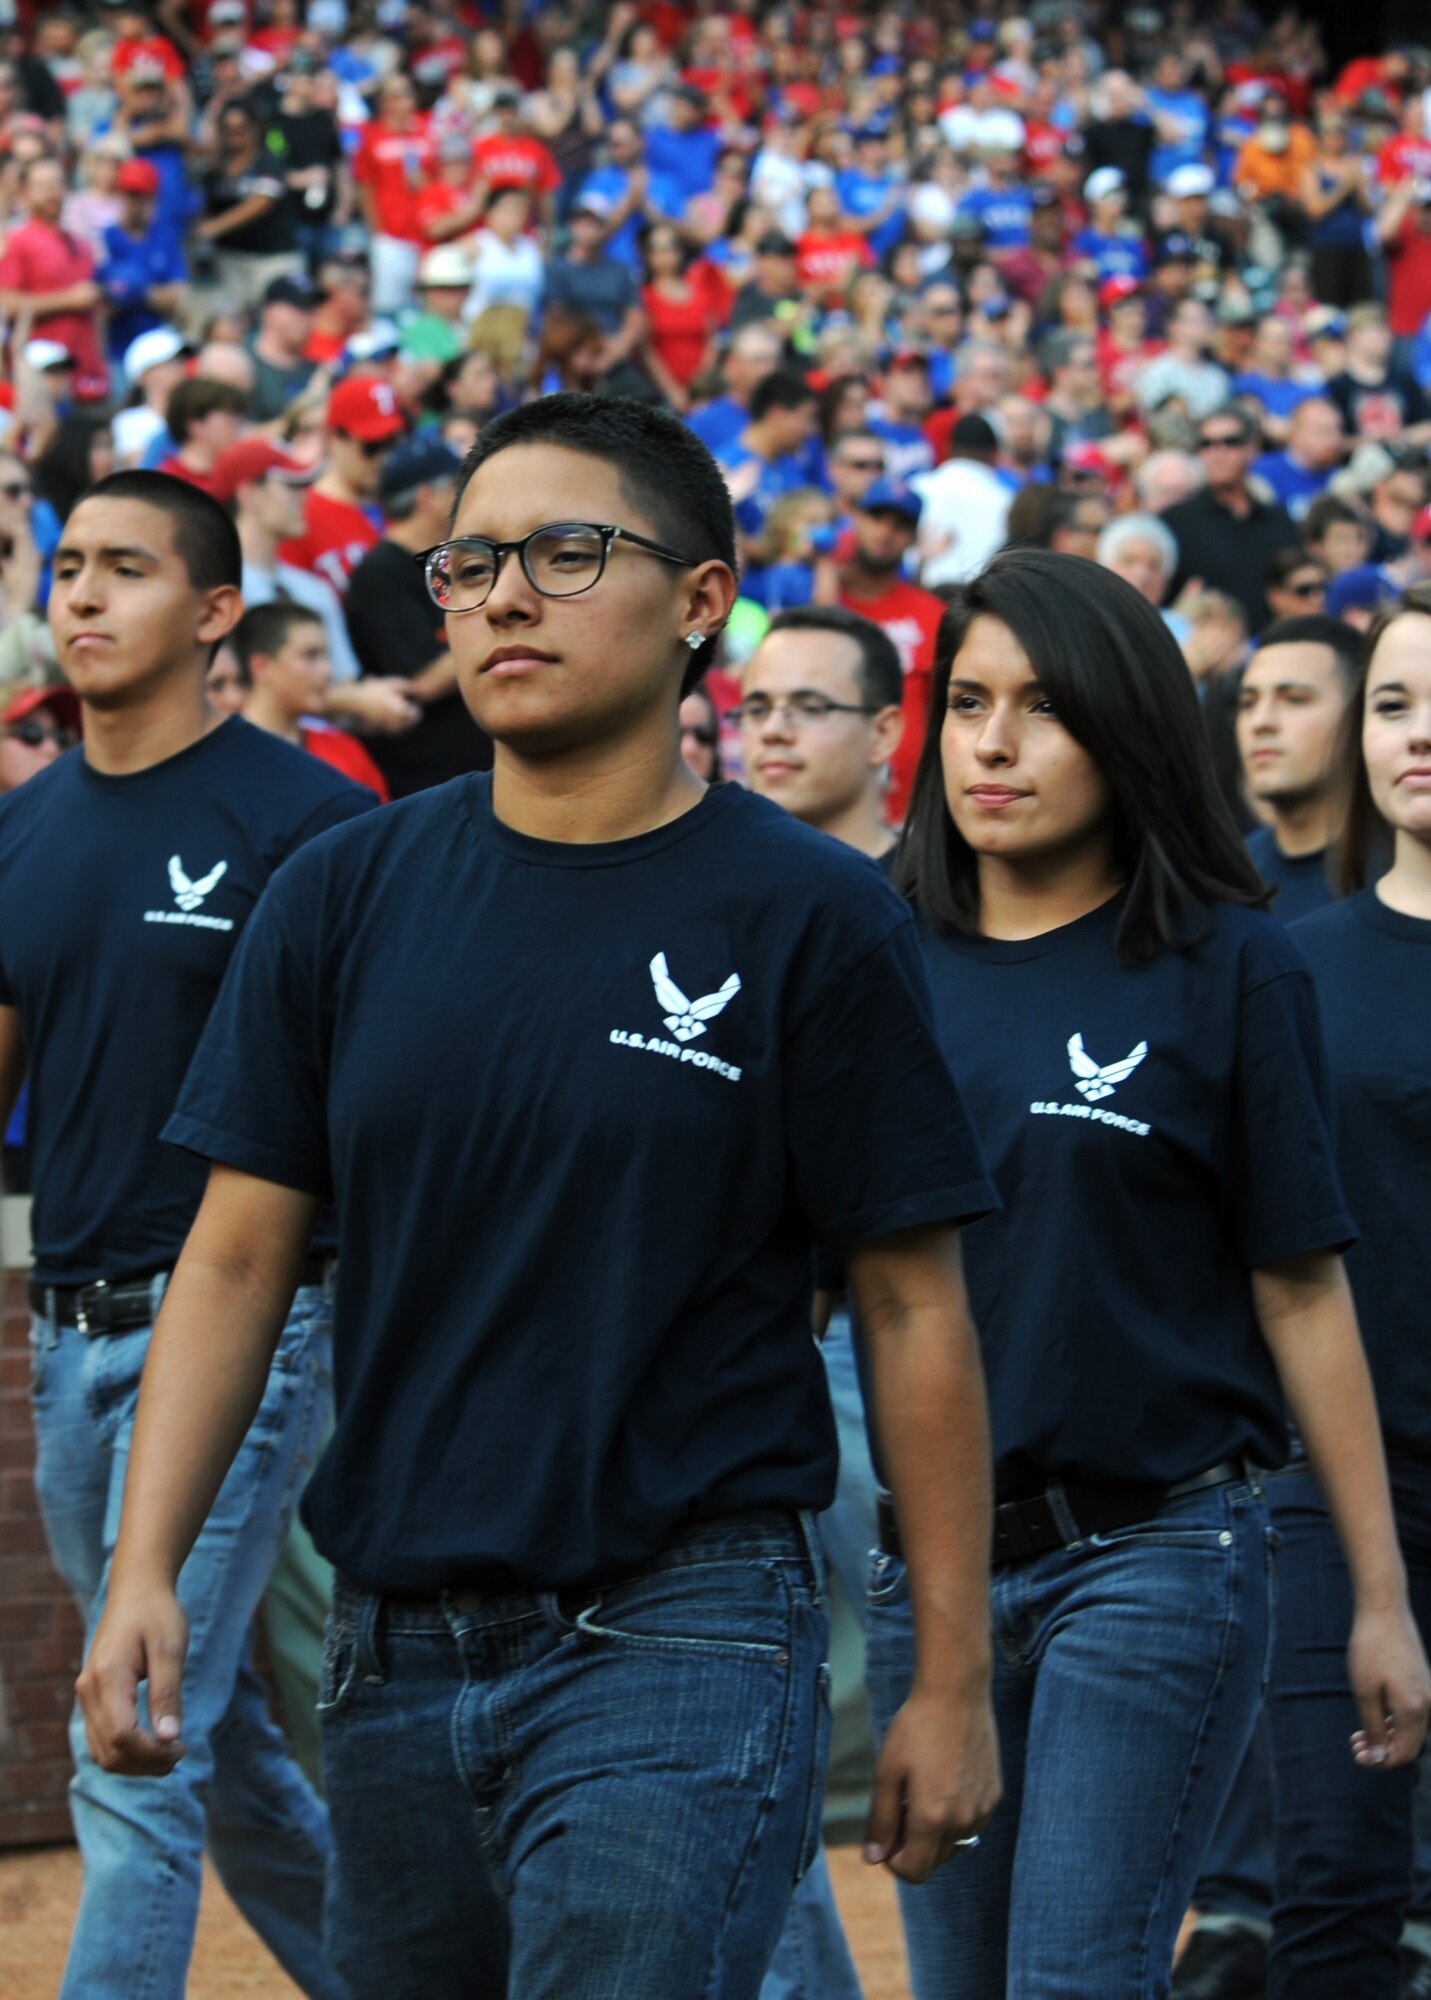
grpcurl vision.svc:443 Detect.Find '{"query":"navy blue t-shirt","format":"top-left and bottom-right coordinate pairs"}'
top-left (1246, 825), bottom-right (1335, 925)
top-left (0, 718), bottom-right (373, 1285)
top-left (1292, 892), bottom-right (1431, 1466)
top-left (167, 777), bottom-right (995, 1593)
top-left (916, 894), bottom-right (1353, 1499)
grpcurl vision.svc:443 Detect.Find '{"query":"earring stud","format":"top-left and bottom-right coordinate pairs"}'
top-left (685, 632), bottom-right (705, 651)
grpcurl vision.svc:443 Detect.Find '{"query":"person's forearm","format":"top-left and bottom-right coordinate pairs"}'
top-left (407, 651), bottom-right (458, 703)
top-left (1257, 1255), bottom-right (1405, 1611)
top-left (197, 196), bottom-right (276, 242)
top-left (859, 1248), bottom-right (993, 1691)
top-left (110, 1208), bottom-right (314, 1596)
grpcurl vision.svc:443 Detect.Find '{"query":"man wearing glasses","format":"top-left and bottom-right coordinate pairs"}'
top-left (1164, 406), bottom-right (1298, 633)
top-left (0, 681), bottom-right (80, 794)
top-left (278, 375), bottom-right (408, 597)
top-left (81, 397), bottom-right (1000, 1997)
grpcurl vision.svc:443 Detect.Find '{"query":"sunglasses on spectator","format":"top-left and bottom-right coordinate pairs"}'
top-left (839, 456), bottom-right (885, 472)
top-left (1198, 433), bottom-right (1247, 450)
top-left (681, 722), bottom-right (717, 747)
top-left (1286, 577), bottom-right (1325, 598)
top-left (338, 431), bottom-right (397, 458)
top-left (7, 720), bottom-right (77, 749)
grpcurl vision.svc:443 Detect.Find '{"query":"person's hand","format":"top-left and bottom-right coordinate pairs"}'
top-left (1347, 1602), bottom-right (1431, 1770)
top-left (333, 677), bottom-right (422, 732)
top-left (864, 1680), bottom-right (1001, 1883)
top-left (76, 1582), bottom-right (190, 1778)
top-left (721, 457), bottom-right (764, 505)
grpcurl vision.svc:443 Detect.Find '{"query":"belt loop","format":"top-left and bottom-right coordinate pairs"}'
top-left (796, 1508), bottom-right (826, 1606)
top-left (355, 1589), bottom-right (384, 1687)
top-left (149, 1270), bottom-right (170, 1323)
top-left (1045, 1483), bottom-right (1082, 1547)
top-left (43, 1288), bottom-right (60, 1350)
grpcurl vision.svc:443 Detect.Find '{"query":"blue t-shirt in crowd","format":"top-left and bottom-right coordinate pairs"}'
top-left (686, 394), bottom-right (747, 454)
top-left (956, 185), bottom-right (1033, 251)
top-left (913, 892), bottom-right (1352, 1499)
top-left (1146, 88), bottom-right (1211, 183)
top-left (1070, 227), bottom-right (1148, 282)
top-left (645, 122), bottom-right (721, 217)
top-left (1232, 372), bottom-right (1318, 422)
top-left (1245, 825), bottom-right (1334, 923)
top-left (835, 167), bottom-right (905, 259)
top-left (97, 219), bottom-right (188, 362)
top-left (715, 436), bottom-right (821, 537)
top-left (576, 162), bottom-right (642, 270)
top-left (738, 558), bottom-right (816, 611)
top-left (1293, 892), bottom-right (1431, 1469)
top-left (0, 719), bottom-right (373, 1285)
top-left (166, 776), bottom-right (996, 1592)
top-left (869, 415), bottom-right (935, 483)
top-left (1250, 449), bottom-right (1330, 521)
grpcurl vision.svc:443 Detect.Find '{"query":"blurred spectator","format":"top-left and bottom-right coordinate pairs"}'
top-left (1301, 110), bottom-right (1373, 309)
top-left (275, 53), bottom-right (348, 276)
top-left (343, 433), bottom-right (491, 796)
top-left (0, 683), bottom-right (80, 794)
top-left (156, 377), bottom-right (248, 495)
top-left (1085, 70), bottom-right (1155, 206)
top-left (96, 156), bottom-right (187, 367)
top-left (678, 678), bottom-right (721, 782)
top-left (463, 189), bottom-right (547, 375)
top-left (249, 275), bottom-right (319, 422)
top-left (1135, 448), bottom-right (1205, 514)
top-left (714, 369), bottom-right (822, 543)
top-left (729, 231), bottom-right (804, 335)
top-left (231, 600), bottom-right (389, 800)
top-left (911, 412), bottom-right (1012, 589)
top-left (0, 157), bottom-right (108, 403)
top-left (1165, 406), bottom-right (1298, 631)
top-left (638, 222), bottom-right (729, 413)
top-left (543, 192), bottom-right (647, 391)
top-left (354, 73), bottom-right (437, 316)
top-left (1136, 298), bottom-right (1232, 422)
top-left (112, 326), bottom-right (190, 468)
top-left (1263, 546), bottom-right (1331, 622)
top-left (1302, 494), bottom-right (1375, 575)
top-left (194, 99), bottom-right (302, 315)
top-left (472, 90), bottom-right (561, 232)
top-left (1096, 511), bottom-right (1181, 613)
top-left (280, 375), bottom-right (407, 594)
top-left (1326, 305), bottom-right (1431, 440)
top-left (1250, 396), bottom-right (1346, 518)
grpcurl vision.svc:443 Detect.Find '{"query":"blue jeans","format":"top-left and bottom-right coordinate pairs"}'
top-left (1266, 1462), bottom-right (1431, 1999)
top-left (867, 1479), bottom-right (1272, 2000)
top-left (759, 1312), bottom-right (871, 2000)
top-left (29, 1278), bottom-right (344, 2000)
top-left (317, 1510), bottom-right (830, 1999)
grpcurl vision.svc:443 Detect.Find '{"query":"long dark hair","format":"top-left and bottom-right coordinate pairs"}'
top-left (32, 414), bottom-right (112, 522)
top-left (895, 547), bottom-right (1269, 962)
top-left (1335, 581), bottom-right (1431, 893)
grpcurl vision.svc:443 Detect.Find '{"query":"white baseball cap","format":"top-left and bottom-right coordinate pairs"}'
top-left (1166, 163), bottom-right (1215, 198)
top-left (22, 339), bottom-right (73, 372)
top-left (418, 245), bottom-right (475, 289)
top-left (1084, 166), bottom-right (1126, 203)
top-left (122, 325), bottom-right (191, 381)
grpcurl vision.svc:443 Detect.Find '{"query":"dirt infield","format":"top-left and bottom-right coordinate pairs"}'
top-left (0, 1839), bottom-right (912, 1999)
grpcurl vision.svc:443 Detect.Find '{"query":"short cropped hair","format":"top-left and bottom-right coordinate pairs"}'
top-left (231, 599), bottom-right (324, 684)
top-left (449, 391), bottom-right (737, 693)
top-left (1253, 613), bottom-right (1363, 695)
top-left (77, 470), bottom-right (242, 591)
top-left (763, 605), bottom-right (904, 711)
top-left (748, 369), bottom-right (817, 424)
top-left (166, 376), bottom-right (249, 444)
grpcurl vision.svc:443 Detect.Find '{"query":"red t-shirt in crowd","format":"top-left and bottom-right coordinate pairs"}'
top-left (472, 132), bottom-right (561, 197)
top-left (1378, 135), bottom-right (1431, 185)
top-left (353, 117), bottom-right (438, 241)
top-left (641, 261), bottom-right (732, 388)
top-left (414, 178), bottom-right (476, 244)
top-left (301, 722), bottom-right (391, 802)
top-left (112, 32), bottom-right (186, 81)
top-left (279, 490), bottom-right (382, 596)
top-left (838, 576), bottom-right (944, 822)
top-left (795, 230), bottom-right (874, 306)
top-left (1384, 215), bottom-right (1431, 338)
top-left (0, 219), bottom-right (107, 399)
top-left (155, 455), bottom-right (221, 496)
top-left (1023, 120), bottom-right (1065, 176)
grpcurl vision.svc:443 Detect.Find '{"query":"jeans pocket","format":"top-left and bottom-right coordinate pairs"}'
top-left (1261, 1523), bottom-right (1279, 1694)
top-left (1085, 1523), bottom-right (1234, 1552)
top-left (572, 1559), bottom-right (794, 1662)
top-left (795, 1661), bottom-right (834, 1884)
top-left (867, 1549), bottom-right (909, 1608)
top-left (317, 1617), bottom-right (358, 1718)
top-left (26, 1315), bottom-right (49, 1397)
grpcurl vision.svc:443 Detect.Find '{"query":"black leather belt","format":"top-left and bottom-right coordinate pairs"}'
top-left (30, 1251), bottom-right (337, 1335)
top-left (877, 1459), bottom-right (1251, 1571)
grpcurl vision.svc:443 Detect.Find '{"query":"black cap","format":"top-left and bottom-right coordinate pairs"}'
top-left (1029, 184), bottom-right (1060, 208)
top-left (755, 230), bottom-right (797, 257)
top-left (1155, 232), bottom-right (1196, 265)
top-left (263, 273), bottom-right (318, 310)
top-left (949, 412), bottom-right (999, 458)
top-left (379, 433), bottom-right (464, 503)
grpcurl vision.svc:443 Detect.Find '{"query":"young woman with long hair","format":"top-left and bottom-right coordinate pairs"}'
top-left (870, 546), bottom-right (1429, 1999)
top-left (1263, 585), bottom-right (1431, 1997)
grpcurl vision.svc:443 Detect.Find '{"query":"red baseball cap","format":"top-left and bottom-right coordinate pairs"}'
top-left (1099, 275), bottom-right (1142, 311)
top-left (1413, 504), bottom-right (1431, 543)
top-left (116, 158), bottom-right (161, 196)
top-left (210, 437), bottom-right (320, 505)
top-left (2, 683), bottom-right (82, 730)
top-left (327, 375), bottom-right (406, 443)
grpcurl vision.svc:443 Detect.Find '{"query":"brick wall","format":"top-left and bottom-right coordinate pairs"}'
top-left (0, 1204), bottom-right (81, 1848)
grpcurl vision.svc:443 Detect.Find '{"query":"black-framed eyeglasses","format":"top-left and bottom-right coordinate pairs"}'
top-left (1287, 578), bottom-right (1325, 598)
top-left (418, 521), bottom-right (695, 614)
top-left (731, 693), bottom-right (883, 726)
top-left (6, 719), bottom-right (76, 749)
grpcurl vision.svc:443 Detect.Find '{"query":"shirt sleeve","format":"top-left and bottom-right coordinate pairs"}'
top-left (784, 917), bottom-right (999, 1250)
top-left (1230, 939), bottom-right (1356, 1267)
top-left (163, 859), bottom-right (333, 1196)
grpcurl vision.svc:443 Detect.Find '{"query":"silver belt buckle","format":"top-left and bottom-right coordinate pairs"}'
top-left (75, 1279), bottom-right (110, 1335)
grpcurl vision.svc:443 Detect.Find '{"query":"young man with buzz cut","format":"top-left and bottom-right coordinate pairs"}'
top-left (1236, 613), bottom-right (1363, 921)
top-left (0, 470), bottom-right (372, 2000)
top-left (233, 599), bottom-right (390, 801)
